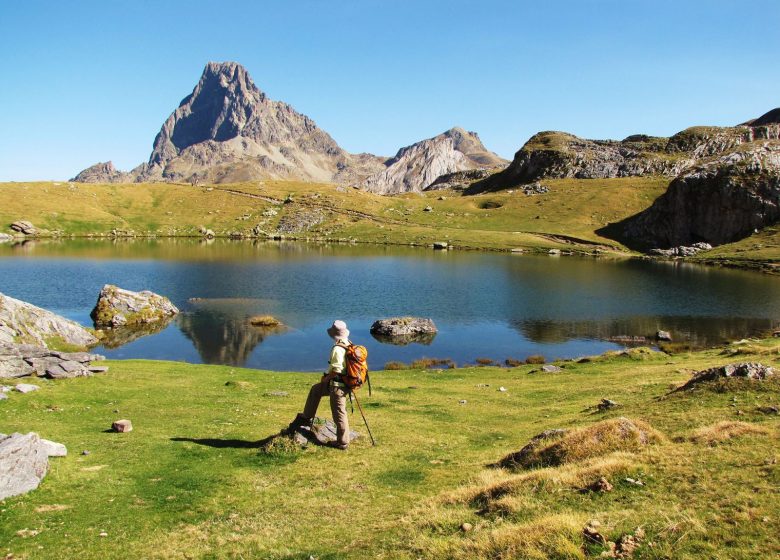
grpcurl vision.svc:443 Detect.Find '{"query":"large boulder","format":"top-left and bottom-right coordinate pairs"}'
top-left (0, 292), bottom-right (98, 348)
top-left (370, 317), bottom-right (438, 345)
top-left (0, 433), bottom-right (49, 500)
top-left (9, 221), bottom-right (38, 235)
top-left (91, 285), bottom-right (179, 328)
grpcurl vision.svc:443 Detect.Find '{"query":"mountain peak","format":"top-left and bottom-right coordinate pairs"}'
top-left (362, 128), bottom-right (507, 194)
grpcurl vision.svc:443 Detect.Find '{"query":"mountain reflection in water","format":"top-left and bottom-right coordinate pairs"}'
top-left (0, 239), bottom-right (778, 371)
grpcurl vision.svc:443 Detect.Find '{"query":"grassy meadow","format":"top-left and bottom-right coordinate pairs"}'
top-left (1, 178), bottom-right (778, 270)
top-left (1, 339), bottom-right (778, 559)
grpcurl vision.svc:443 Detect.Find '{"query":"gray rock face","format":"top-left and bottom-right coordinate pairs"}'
top-left (289, 418), bottom-right (360, 447)
top-left (621, 142), bottom-right (780, 249)
top-left (74, 62), bottom-right (386, 185)
top-left (678, 362), bottom-right (774, 391)
top-left (477, 118), bottom-right (780, 192)
top-left (0, 342), bottom-right (105, 379)
top-left (15, 383), bottom-right (40, 393)
top-left (10, 221), bottom-right (38, 235)
top-left (91, 284), bottom-right (179, 328)
top-left (0, 433), bottom-right (49, 500)
top-left (370, 317), bottom-right (438, 337)
top-left (0, 292), bottom-right (98, 348)
top-left (362, 128), bottom-right (508, 194)
top-left (71, 161), bottom-right (135, 183)
top-left (424, 168), bottom-right (494, 191)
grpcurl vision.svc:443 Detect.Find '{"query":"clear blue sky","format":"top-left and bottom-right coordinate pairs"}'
top-left (1, 0), bottom-right (778, 181)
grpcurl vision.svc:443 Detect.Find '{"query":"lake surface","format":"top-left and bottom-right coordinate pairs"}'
top-left (1, 239), bottom-right (779, 371)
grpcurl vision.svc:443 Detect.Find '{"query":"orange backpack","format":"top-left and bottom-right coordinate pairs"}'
top-left (337, 341), bottom-right (371, 394)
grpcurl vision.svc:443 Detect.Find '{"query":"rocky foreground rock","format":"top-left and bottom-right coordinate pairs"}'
top-left (0, 432), bottom-right (67, 500)
top-left (0, 292), bottom-right (98, 348)
top-left (91, 284), bottom-right (179, 328)
top-left (0, 342), bottom-right (106, 379)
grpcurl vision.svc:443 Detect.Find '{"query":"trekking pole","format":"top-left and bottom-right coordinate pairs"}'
top-left (350, 390), bottom-right (376, 446)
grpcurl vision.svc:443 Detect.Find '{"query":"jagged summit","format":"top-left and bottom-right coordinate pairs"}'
top-left (361, 127), bottom-right (508, 194)
top-left (73, 62), bottom-right (385, 185)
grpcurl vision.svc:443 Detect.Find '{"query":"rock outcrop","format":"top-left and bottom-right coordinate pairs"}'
top-left (0, 292), bottom-right (98, 348)
top-left (475, 114), bottom-right (780, 192)
top-left (71, 161), bottom-right (135, 183)
top-left (10, 221), bottom-right (38, 235)
top-left (0, 342), bottom-right (106, 379)
top-left (676, 362), bottom-right (774, 392)
top-left (0, 432), bottom-right (66, 500)
top-left (370, 317), bottom-right (437, 336)
top-left (73, 62), bottom-right (386, 185)
top-left (362, 128), bottom-right (507, 194)
top-left (0, 433), bottom-right (48, 500)
top-left (91, 285), bottom-right (179, 328)
top-left (619, 142), bottom-right (780, 249)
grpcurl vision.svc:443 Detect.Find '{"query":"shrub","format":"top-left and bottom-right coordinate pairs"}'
top-left (476, 357), bottom-right (495, 366)
top-left (525, 355), bottom-right (546, 364)
top-left (411, 357), bottom-right (456, 369)
top-left (384, 361), bottom-right (407, 370)
top-left (505, 358), bottom-right (523, 367)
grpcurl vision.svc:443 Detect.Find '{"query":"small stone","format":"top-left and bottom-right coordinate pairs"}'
top-left (99, 531), bottom-right (108, 537)
top-left (656, 330), bottom-right (673, 341)
top-left (460, 522), bottom-right (473, 532)
top-left (597, 398), bottom-right (620, 411)
top-left (15, 528), bottom-right (40, 538)
top-left (459, 399), bottom-right (467, 405)
top-left (1, 385), bottom-right (12, 393)
top-left (757, 406), bottom-right (779, 415)
top-left (498, 386), bottom-right (507, 392)
top-left (81, 450), bottom-right (91, 456)
top-left (266, 391), bottom-right (289, 397)
top-left (15, 384), bottom-right (40, 393)
top-left (589, 476), bottom-right (614, 492)
top-left (423, 206), bottom-right (433, 212)
top-left (541, 365), bottom-right (562, 373)
top-left (111, 419), bottom-right (133, 433)
top-left (0, 393), bottom-right (7, 400)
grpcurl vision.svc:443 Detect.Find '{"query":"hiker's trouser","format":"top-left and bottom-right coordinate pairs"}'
top-left (303, 380), bottom-right (350, 447)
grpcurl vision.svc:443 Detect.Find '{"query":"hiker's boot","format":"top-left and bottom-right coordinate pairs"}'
top-left (283, 413), bottom-right (311, 435)
top-left (326, 440), bottom-right (348, 451)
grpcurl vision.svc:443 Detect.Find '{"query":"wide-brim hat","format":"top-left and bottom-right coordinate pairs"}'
top-left (327, 320), bottom-right (350, 339)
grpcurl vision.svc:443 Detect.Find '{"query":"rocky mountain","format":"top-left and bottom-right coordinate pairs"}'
top-left (73, 62), bottom-right (386, 185)
top-left (617, 141), bottom-right (780, 249)
top-left (361, 128), bottom-right (507, 194)
top-left (473, 110), bottom-right (780, 192)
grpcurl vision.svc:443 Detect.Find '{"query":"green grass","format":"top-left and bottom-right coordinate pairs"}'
top-left (1, 339), bottom-right (778, 558)
top-left (2, 178), bottom-right (778, 266)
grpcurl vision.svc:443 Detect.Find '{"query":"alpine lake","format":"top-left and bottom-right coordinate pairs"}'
top-left (1, 238), bottom-right (779, 371)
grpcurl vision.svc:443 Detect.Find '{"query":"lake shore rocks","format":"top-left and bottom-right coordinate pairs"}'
top-left (91, 285), bottom-right (179, 328)
top-left (10, 221), bottom-right (38, 235)
top-left (0, 292), bottom-right (98, 348)
top-left (0, 432), bottom-right (67, 500)
top-left (0, 342), bottom-right (106, 379)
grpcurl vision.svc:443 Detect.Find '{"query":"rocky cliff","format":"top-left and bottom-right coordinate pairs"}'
top-left (361, 128), bottom-right (507, 194)
top-left (73, 62), bottom-right (386, 185)
top-left (617, 141), bottom-right (780, 249)
top-left (475, 112), bottom-right (780, 192)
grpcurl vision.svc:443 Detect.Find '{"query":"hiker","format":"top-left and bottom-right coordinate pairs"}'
top-left (287, 320), bottom-right (352, 449)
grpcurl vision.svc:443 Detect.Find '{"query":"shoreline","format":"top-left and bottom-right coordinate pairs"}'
top-left (2, 232), bottom-right (777, 275)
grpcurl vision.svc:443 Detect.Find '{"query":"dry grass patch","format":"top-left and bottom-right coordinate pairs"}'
top-left (441, 452), bottom-right (638, 512)
top-left (412, 513), bottom-right (586, 560)
top-left (498, 418), bottom-right (665, 470)
top-left (689, 421), bottom-right (773, 446)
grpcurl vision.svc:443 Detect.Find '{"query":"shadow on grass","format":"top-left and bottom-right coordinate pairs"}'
top-left (170, 435), bottom-right (277, 449)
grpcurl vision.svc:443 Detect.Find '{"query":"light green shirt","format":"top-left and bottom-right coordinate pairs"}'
top-left (328, 338), bottom-right (348, 374)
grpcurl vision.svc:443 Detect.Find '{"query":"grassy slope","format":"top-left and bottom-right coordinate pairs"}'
top-left (1, 179), bottom-right (778, 265)
top-left (0, 340), bottom-right (778, 559)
